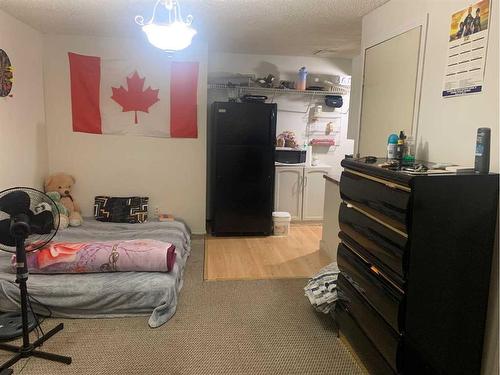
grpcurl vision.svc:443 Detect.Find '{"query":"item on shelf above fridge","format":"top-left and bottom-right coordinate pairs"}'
top-left (306, 86), bottom-right (325, 91)
top-left (297, 67), bottom-right (308, 91)
top-left (241, 94), bottom-right (267, 103)
top-left (208, 73), bottom-right (255, 86)
top-left (307, 74), bottom-right (329, 91)
top-left (254, 74), bottom-right (275, 88)
top-left (330, 75), bottom-right (352, 86)
top-left (309, 74), bottom-right (352, 91)
top-left (279, 80), bottom-right (295, 89)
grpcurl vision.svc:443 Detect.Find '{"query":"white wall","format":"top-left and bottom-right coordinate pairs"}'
top-left (43, 35), bottom-right (208, 234)
top-left (319, 179), bottom-right (342, 260)
top-left (0, 10), bottom-right (48, 190)
top-left (360, 1), bottom-right (499, 373)
top-left (359, 0), bottom-right (498, 171)
top-left (347, 55), bottom-right (363, 141)
top-left (208, 53), bottom-right (352, 83)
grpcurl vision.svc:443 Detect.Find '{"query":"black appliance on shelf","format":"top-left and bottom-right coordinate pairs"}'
top-left (210, 102), bottom-right (277, 236)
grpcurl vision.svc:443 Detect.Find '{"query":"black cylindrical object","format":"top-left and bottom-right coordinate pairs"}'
top-left (474, 127), bottom-right (491, 174)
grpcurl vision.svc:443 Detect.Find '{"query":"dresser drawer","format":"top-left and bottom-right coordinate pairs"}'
top-left (335, 302), bottom-right (396, 375)
top-left (340, 170), bottom-right (410, 233)
top-left (338, 274), bottom-right (401, 372)
top-left (339, 202), bottom-right (408, 279)
top-left (337, 243), bottom-right (404, 333)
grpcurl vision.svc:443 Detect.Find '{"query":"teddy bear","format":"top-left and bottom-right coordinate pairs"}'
top-left (44, 173), bottom-right (83, 227)
top-left (45, 191), bottom-right (70, 229)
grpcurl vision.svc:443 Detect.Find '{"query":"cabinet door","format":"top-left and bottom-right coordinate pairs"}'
top-left (275, 167), bottom-right (304, 221)
top-left (302, 169), bottom-right (329, 220)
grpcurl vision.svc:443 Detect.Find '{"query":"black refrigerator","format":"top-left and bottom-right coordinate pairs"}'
top-left (211, 102), bottom-right (277, 236)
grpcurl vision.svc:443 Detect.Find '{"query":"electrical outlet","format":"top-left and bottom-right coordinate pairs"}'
top-left (154, 206), bottom-right (160, 218)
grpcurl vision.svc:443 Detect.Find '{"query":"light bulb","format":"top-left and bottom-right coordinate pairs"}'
top-left (142, 22), bottom-right (197, 52)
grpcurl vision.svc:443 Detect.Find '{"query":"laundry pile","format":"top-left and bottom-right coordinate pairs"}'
top-left (304, 262), bottom-right (340, 314)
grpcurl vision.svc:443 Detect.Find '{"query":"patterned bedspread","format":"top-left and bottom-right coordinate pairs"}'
top-left (0, 219), bottom-right (191, 328)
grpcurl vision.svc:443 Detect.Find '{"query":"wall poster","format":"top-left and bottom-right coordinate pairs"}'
top-left (442, 0), bottom-right (491, 97)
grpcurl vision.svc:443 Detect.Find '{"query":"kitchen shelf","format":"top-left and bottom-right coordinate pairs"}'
top-left (208, 83), bottom-right (350, 96)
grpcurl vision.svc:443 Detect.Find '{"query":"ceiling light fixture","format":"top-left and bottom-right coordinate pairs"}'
top-left (135, 0), bottom-right (197, 53)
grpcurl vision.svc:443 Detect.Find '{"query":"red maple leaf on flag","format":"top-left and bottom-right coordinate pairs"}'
top-left (111, 71), bottom-right (160, 124)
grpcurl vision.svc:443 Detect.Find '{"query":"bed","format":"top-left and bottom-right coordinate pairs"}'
top-left (0, 219), bottom-right (191, 328)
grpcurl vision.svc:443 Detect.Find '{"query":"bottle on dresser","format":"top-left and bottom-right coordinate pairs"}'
top-left (395, 130), bottom-right (407, 165)
top-left (386, 134), bottom-right (398, 160)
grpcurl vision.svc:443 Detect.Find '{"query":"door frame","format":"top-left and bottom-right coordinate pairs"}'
top-left (355, 13), bottom-right (429, 156)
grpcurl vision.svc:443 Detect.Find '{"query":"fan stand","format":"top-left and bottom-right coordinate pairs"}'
top-left (0, 238), bottom-right (72, 372)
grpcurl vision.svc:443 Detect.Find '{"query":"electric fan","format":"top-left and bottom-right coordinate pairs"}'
top-left (0, 187), bottom-right (71, 373)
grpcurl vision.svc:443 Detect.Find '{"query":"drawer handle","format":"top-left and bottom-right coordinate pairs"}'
top-left (371, 266), bottom-right (404, 294)
top-left (343, 241), bottom-right (404, 294)
top-left (342, 241), bottom-right (371, 265)
top-left (343, 242), bottom-right (405, 294)
top-left (344, 201), bottom-right (408, 239)
top-left (344, 168), bottom-right (411, 192)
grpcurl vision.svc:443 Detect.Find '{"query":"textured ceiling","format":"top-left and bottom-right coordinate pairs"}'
top-left (0, 0), bottom-right (389, 57)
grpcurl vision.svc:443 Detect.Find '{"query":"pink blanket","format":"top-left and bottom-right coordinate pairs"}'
top-left (13, 239), bottom-right (176, 274)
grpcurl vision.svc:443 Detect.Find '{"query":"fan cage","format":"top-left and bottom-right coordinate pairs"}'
top-left (0, 187), bottom-right (60, 253)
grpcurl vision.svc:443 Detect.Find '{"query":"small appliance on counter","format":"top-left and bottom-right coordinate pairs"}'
top-left (275, 147), bottom-right (306, 164)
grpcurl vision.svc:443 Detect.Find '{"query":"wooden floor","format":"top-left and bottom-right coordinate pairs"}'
top-left (204, 224), bottom-right (331, 281)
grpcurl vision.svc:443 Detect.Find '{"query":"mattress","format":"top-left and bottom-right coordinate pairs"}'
top-left (0, 219), bottom-right (191, 328)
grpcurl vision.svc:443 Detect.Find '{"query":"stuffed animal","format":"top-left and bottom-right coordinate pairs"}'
top-left (45, 191), bottom-right (70, 229)
top-left (44, 173), bottom-right (83, 227)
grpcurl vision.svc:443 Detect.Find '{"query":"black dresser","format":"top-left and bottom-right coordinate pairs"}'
top-left (335, 158), bottom-right (498, 375)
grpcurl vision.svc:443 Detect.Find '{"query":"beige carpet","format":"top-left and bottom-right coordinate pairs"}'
top-left (0, 238), bottom-right (364, 375)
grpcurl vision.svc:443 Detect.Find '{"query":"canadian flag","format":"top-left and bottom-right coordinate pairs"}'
top-left (68, 52), bottom-right (198, 138)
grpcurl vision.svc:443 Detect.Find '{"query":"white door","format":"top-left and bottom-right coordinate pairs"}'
top-left (358, 26), bottom-right (422, 156)
top-left (275, 167), bottom-right (304, 221)
top-left (302, 168), bottom-right (329, 221)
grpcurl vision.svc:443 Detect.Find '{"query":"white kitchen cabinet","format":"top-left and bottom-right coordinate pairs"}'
top-left (275, 166), bottom-right (330, 221)
top-left (302, 168), bottom-right (329, 220)
top-left (274, 167), bottom-right (303, 221)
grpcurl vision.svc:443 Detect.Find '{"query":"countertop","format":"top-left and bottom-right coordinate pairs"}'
top-left (275, 162), bottom-right (332, 169)
top-left (323, 174), bottom-right (340, 184)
